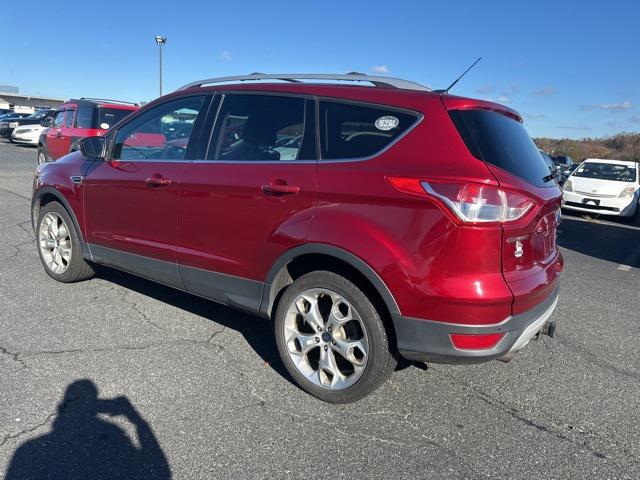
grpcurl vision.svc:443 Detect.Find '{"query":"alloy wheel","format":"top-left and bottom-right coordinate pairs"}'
top-left (283, 288), bottom-right (369, 390)
top-left (38, 212), bottom-right (72, 274)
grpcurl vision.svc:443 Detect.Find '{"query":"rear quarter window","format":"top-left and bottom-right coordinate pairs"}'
top-left (450, 109), bottom-right (555, 188)
top-left (319, 101), bottom-right (418, 160)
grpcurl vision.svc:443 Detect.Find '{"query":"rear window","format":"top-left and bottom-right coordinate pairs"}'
top-left (572, 162), bottom-right (637, 182)
top-left (319, 101), bottom-right (418, 160)
top-left (450, 109), bottom-right (555, 188)
top-left (99, 107), bottom-right (134, 129)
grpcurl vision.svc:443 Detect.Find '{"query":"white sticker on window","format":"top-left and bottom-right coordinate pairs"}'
top-left (100, 123), bottom-right (110, 129)
top-left (374, 115), bottom-right (399, 131)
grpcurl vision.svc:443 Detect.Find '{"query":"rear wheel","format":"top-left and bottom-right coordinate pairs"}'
top-left (274, 271), bottom-right (396, 403)
top-left (36, 201), bottom-right (94, 282)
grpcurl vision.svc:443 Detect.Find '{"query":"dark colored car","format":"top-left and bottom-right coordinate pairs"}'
top-left (3, 110), bottom-right (55, 140)
top-left (0, 108), bottom-right (12, 116)
top-left (0, 112), bottom-right (32, 136)
top-left (31, 73), bottom-right (563, 402)
top-left (551, 155), bottom-right (575, 184)
top-left (37, 98), bottom-right (138, 164)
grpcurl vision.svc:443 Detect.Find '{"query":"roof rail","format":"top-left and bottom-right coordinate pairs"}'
top-left (176, 73), bottom-right (431, 92)
top-left (79, 97), bottom-right (139, 107)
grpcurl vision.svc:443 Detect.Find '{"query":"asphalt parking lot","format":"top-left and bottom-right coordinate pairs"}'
top-left (0, 140), bottom-right (639, 479)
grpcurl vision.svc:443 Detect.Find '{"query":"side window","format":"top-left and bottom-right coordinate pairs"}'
top-left (76, 106), bottom-right (94, 129)
top-left (64, 109), bottom-right (76, 128)
top-left (208, 94), bottom-right (312, 161)
top-left (319, 101), bottom-right (418, 160)
top-left (52, 111), bottom-right (65, 128)
top-left (112, 96), bottom-right (206, 161)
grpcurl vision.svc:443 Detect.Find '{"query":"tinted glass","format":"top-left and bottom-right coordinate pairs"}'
top-left (64, 109), bottom-right (75, 128)
top-left (75, 106), bottom-right (94, 129)
top-left (209, 94), bottom-right (309, 161)
top-left (52, 111), bottom-right (65, 127)
top-left (450, 109), bottom-right (555, 187)
top-left (319, 101), bottom-right (417, 160)
top-left (572, 162), bottom-right (637, 182)
top-left (99, 107), bottom-right (135, 130)
top-left (113, 96), bottom-right (205, 161)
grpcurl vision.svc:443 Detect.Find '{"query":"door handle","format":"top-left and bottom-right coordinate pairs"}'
top-left (145, 176), bottom-right (172, 187)
top-left (261, 182), bottom-right (300, 196)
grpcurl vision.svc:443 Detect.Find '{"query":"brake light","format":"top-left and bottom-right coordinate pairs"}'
top-left (387, 177), bottom-right (536, 224)
top-left (450, 333), bottom-right (504, 350)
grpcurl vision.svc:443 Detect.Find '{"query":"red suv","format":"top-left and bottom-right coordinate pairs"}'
top-left (31, 73), bottom-right (562, 402)
top-left (37, 98), bottom-right (138, 165)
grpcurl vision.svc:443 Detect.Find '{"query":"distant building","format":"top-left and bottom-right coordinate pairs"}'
top-left (0, 84), bottom-right (65, 113)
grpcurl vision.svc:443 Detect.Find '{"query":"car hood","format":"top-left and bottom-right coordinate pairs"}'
top-left (569, 176), bottom-right (637, 195)
top-left (13, 124), bottom-right (46, 133)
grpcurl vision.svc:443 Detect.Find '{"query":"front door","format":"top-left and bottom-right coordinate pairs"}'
top-left (46, 109), bottom-right (66, 160)
top-left (83, 95), bottom-right (209, 288)
top-left (177, 93), bottom-right (317, 312)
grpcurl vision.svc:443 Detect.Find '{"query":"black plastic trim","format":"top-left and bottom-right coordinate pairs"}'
top-left (32, 187), bottom-right (91, 258)
top-left (261, 243), bottom-right (400, 318)
top-left (394, 285), bottom-right (560, 364)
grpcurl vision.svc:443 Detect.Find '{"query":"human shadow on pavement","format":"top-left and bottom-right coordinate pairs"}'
top-left (4, 379), bottom-right (171, 480)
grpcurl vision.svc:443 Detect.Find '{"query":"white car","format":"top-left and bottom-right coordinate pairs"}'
top-left (10, 124), bottom-right (46, 146)
top-left (562, 158), bottom-right (639, 218)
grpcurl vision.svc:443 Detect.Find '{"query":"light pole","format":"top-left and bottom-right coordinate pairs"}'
top-left (155, 35), bottom-right (167, 97)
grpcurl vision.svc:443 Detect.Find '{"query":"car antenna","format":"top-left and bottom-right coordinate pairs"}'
top-left (436, 57), bottom-right (482, 95)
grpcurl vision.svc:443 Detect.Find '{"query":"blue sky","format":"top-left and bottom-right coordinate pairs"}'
top-left (1, 0), bottom-right (638, 139)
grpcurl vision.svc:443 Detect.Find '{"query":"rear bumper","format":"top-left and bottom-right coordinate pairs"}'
top-left (393, 285), bottom-right (559, 364)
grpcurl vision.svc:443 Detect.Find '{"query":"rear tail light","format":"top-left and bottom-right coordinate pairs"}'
top-left (450, 333), bottom-right (504, 350)
top-left (387, 177), bottom-right (536, 224)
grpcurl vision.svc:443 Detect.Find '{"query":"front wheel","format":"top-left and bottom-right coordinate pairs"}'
top-left (36, 201), bottom-right (95, 282)
top-left (274, 271), bottom-right (396, 403)
top-left (37, 146), bottom-right (50, 165)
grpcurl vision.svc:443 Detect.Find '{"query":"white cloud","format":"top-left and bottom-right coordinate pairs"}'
top-left (371, 65), bottom-right (389, 74)
top-left (218, 51), bottom-right (233, 62)
top-left (557, 125), bottom-right (592, 131)
top-left (495, 96), bottom-right (511, 104)
top-left (579, 101), bottom-right (633, 112)
top-left (527, 113), bottom-right (546, 120)
top-left (630, 116), bottom-right (640, 124)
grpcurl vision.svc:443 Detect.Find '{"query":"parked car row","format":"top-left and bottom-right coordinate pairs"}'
top-left (36, 98), bottom-right (139, 164)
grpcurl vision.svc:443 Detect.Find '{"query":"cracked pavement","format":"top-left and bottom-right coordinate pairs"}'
top-left (1, 140), bottom-right (639, 479)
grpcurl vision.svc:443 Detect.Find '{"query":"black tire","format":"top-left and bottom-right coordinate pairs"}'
top-left (36, 201), bottom-right (95, 283)
top-left (274, 271), bottom-right (396, 403)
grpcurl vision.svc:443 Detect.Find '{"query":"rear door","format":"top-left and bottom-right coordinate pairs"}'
top-left (83, 95), bottom-right (209, 288)
top-left (177, 93), bottom-right (317, 312)
top-left (58, 107), bottom-right (76, 155)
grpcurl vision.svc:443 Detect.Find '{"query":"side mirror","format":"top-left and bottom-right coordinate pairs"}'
top-left (40, 120), bottom-right (52, 127)
top-left (79, 136), bottom-right (106, 159)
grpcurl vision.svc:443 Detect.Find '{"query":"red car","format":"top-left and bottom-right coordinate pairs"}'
top-left (37, 98), bottom-right (138, 164)
top-left (31, 73), bottom-right (562, 402)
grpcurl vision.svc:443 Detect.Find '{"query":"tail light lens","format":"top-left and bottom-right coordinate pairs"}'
top-left (450, 333), bottom-right (504, 350)
top-left (387, 177), bottom-right (536, 224)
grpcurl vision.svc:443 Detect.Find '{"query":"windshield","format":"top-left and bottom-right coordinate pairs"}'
top-left (450, 109), bottom-right (556, 187)
top-left (572, 162), bottom-right (637, 182)
top-left (26, 111), bottom-right (49, 119)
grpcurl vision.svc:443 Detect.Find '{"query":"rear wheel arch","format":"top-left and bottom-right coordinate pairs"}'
top-left (262, 244), bottom-right (401, 352)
